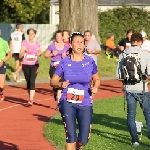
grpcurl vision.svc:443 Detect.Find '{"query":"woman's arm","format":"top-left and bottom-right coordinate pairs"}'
top-left (50, 74), bottom-right (62, 88)
top-left (50, 74), bottom-right (69, 88)
top-left (37, 48), bottom-right (42, 56)
top-left (91, 72), bottom-right (100, 94)
top-left (44, 50), bottom-right (54, 58)
top-left (19, 46), bottom-right (26, 58)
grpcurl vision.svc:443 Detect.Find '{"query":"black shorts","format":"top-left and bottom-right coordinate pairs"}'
top-left (0, 62), bottom-right (6, 74)
top-left (13, 53), bottom-right (23, 62)
top-left (49, 66), bottom-right (64, 90)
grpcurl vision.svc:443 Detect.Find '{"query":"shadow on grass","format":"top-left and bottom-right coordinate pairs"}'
top-left (0, 141), bottom-right (19, 150)
top-left (92, 113), bottom-right (127, 132)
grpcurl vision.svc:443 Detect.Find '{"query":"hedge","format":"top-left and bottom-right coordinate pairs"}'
top-left (98, 4), bottom-right (150, 45)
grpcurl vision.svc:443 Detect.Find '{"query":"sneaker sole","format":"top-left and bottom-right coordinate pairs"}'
top-left (0, 97), bottom-right (5, 101)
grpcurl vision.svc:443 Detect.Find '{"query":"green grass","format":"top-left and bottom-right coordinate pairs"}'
top-left (98, 50), bottom-right (117, 77)
top-left (44, 97), bottom-right (150, 150)
top-left (6, 50), bottom-right (117, 80)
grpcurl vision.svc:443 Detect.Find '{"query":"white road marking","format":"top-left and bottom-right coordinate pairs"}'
top-left (0, 98), bottom-right (53, 112)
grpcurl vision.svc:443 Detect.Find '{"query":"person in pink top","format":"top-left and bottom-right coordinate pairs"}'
top-left (19, 28), bottom-right (41, 106)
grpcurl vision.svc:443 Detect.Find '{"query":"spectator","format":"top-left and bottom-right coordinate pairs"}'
top-left (105, 33), bottom-right (121, 60)
top-left (140, 31), bottom-right (150, 51)
top-left (84, 30), bottom-right (101, 65)
top-left (118, 29), bottom-right (134, 51)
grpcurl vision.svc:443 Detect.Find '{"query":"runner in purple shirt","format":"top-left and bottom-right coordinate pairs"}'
top-left (44, 30), bottom-right (70, 109)
top-left (50, 32), bottom-right (100, 150)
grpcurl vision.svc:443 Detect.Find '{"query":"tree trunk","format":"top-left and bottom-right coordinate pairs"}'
top-left (59, 0), bottom-right (100, 44)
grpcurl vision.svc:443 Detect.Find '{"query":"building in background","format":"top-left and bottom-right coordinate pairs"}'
top-left (49, 0), bottom-right (150, 25)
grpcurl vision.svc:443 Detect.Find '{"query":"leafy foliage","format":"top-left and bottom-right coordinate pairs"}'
top-left (0, 0), bottom-right (50, 23)
top-left (98, 5), bottom-right (150, 45)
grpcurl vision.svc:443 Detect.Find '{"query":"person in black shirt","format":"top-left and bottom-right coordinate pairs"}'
top-left (118, 29), bottom-right (135, 51)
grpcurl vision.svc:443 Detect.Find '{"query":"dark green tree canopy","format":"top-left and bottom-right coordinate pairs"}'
top-left (0, 0), bottom-right (50, 23)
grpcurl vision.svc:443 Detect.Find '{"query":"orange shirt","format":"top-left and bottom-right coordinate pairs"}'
top-left (105, 39), bottom-right (115, 49)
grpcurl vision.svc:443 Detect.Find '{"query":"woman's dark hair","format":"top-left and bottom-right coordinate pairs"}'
top-left (27, 28), bottom-right (37, 35)
top-left (84, 30), bottom-right (92, 36)
top-left (55, 30), bottom-right (63, 37)
top-left (70, 32), bottom-right (84, 44)
top-left (127, 29), bottom-right (135, 35)
top-left (131, 33), bottom-right (143, 43)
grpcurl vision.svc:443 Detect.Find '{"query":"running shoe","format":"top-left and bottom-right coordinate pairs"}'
top-left (0, 94), bottom-right (5, 101)
top-left (16, 80), bottom-right (22, 83)
top-left (131, 142), bottom-right (139, 146)
top-left (27, 100), bottom-right (33, 106)
top-left (20, 78), bottom-right (25, 81)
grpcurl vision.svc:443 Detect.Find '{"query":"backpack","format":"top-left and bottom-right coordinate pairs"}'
top-left (122, 52), bottom-right (142, 84)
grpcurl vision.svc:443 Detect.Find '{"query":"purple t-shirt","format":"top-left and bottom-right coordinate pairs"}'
top-left (55, 55), bottom-right (98, 106)
top-left (47, 42), bottom-right (70, 66)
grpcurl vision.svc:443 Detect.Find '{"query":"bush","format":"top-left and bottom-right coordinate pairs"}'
top-left (98, 4), bottom-right (150, 45)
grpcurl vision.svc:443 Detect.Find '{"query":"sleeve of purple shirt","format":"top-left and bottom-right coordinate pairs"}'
top-left (54, 60), bottom-right (64, 76)
top-left (92, 59), bottom-right (98, 74)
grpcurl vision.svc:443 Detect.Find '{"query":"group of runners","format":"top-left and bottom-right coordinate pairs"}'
top-left (1, 24), bottom-right (150, 150)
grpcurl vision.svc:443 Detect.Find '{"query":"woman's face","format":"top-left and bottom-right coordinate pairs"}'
top-left (84, 32), bottom-right (91, 41)
top-left (29, 30), bottom-right (35, 40)
top-left (71, 36), bottom-right (84, 54)
top-left (56, 33), bottom-right (63, 43)
top-left (63, 31), bottom-right (69, 40)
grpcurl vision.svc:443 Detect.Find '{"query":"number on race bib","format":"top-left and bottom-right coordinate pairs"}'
top-left (26, 54), bottom-right (36, 62)
top-left (14, 37), bottom-right (19, 41)
top-left (67, 88), bottom-right (84, 103)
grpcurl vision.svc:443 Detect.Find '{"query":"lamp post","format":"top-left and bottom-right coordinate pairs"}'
top-left (49, 0), bottom-right (58, 24)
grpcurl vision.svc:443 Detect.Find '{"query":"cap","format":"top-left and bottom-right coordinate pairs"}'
top-left (140, 31), bottom-right (147, 37)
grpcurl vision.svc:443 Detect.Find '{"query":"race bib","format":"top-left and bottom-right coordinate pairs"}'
top-left (26, 54), bottom-right (36, 62)
top-left (67, 88), bottom-right (84, 103)
top-left (126, 43), bottom-right (131, 49)
top-left (53, 61), bottom-right (60, 67)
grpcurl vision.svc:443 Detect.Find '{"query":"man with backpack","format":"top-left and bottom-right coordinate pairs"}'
top-left (116, 32), bottom-right (150, 146)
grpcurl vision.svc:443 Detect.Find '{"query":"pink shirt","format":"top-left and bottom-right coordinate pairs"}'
top-left (22, 40), bottom-right (40, 65)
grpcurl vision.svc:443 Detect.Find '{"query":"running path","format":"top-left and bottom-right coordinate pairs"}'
top-left (0, 80), bottom-right (123, 150)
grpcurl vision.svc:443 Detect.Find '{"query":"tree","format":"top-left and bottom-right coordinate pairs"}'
top-left (59, 0), bottom-right (100, 43)
top-left (0, 0), bottom-right (49, 23)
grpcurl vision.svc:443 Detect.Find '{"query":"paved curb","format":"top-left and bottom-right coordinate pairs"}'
top-left (5, 77), bottom-right (117, 86)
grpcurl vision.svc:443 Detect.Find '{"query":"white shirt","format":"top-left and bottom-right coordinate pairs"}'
top-left (11, 31), bottom-right (23, 53)
top-left (141, 39), bottom-right (150, 51)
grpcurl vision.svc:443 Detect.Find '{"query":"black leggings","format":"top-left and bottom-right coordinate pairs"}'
top-left (22, 64), bottom-right (38, 90)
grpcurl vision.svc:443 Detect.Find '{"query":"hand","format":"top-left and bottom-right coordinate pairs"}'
top-left (62, 52), bottom-right (66, 58)
top-left (52, 51), bottom-right (58, 56)
top-left (25, 47), bottom-right (30, 53)
top-left (87, 49), bottom-right (93, 54)
top-left (35, 67), bottom-right (39, 74)
top-left (120, 46), bottom-right (124, 51)
top-left (91, 86), bottom-right (98, 95)
top-left (0, 61), bottom-right (3, 67)
top-left (61, 80), bottom-right (70, 88)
